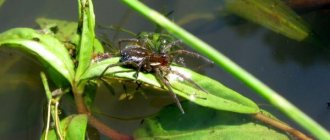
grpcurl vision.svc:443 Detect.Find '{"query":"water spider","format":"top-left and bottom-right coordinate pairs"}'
top-left (100, 32), bottom-right (211, 114)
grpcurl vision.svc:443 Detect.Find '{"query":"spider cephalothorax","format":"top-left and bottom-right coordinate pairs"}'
top-left (101, 32), bottom-right (210, 114)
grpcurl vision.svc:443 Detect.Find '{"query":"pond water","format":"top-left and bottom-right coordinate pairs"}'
top-left (0, 0), bottom-right (329, 139)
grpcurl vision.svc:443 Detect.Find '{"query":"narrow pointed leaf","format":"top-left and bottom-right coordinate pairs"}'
top-left (224, 0), bottom-right (310, 41)
top-left (134, 102), bottom-right (289, 140)
top-left (81, 57), bottom-right (259, 114)
top-left (75, 0), bottom-right (96, 80)
top-left (0, 28), bottom-right (75, 84)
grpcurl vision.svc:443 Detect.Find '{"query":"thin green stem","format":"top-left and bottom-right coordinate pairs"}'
top-left (54, 101), bottom-right (64, 140)
top-left (121, 0), bottom-right (330, 139)
top-left (40, 73), bottom-right (64, 140)
top-left (44, 101), bottom-right (52, 140)
top-left (40, 72), bottom-right (52, 100)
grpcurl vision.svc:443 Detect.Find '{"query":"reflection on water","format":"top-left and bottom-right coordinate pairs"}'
top-left (0, 51), bottom-right (44, 139)
top-left (0, 0), bottom-right (330, 139)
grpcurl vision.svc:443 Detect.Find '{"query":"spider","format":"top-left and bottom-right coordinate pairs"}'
top-left (100, 32), bottom-right (211, 114)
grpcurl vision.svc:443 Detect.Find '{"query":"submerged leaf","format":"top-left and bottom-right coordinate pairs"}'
top-left (134, 102), bottom-right (289, 140)
top-left (81, 57), bottom-right (259, 114)
top-left (0, 28), bottom-right (75, 85)
top-left (225, 0), bottom-right (311, 41)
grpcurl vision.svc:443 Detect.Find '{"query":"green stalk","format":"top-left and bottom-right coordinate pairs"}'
top-left (121, 0), bottom-right (330, 139)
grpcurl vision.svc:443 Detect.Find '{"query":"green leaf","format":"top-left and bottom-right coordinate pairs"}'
top-left (81, 57), bottom-right (259, 114)
top-left (134, 102), bottom-right (289, 140)
top-left (66, 114), bottom-right (88, 140)
top-left (0, 28), bottom-right (75, 85)
top-left (93, 38), bottom-right (105, 53)
top-left (43, 114), bottom-right (88, 140)
top-left (224, 0), bottom-right (310, 41)
top-left (36, 18), bottom-right (79, 44)
top-left (36, 17), bottom-right (104, 53)
top-left (75, 0), bottom-right (96, 80)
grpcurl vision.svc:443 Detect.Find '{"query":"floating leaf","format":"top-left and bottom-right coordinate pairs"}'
top-left (225, 0), bottom-right (311, 41)
top-left (134, 102), bottom-right (289, 140)
top-left (81, 57), bottom-right (259, 114)
top-left (0, 28), bottom-right (75, 85)
top-left (43, 114), bottom-right (88, 140)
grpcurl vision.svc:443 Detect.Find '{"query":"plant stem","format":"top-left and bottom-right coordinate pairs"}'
top-left (121, 0), bottom-right (330, 139)
top-left (253, 112), bottom-right (312, 140)
top-left (72, 83), bottom-right (132, 140)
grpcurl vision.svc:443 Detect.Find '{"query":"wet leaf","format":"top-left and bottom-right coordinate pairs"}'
top-left (43, 114), bottom-right (88, 140)
top-left (225, 0), bottom-right (311, 41)
top-left (0, 28), bottom-right (75, 85)
top-left (81, 57), bottom-right (259, 114)
top-left (75, 0), bottom-right (96, 80)
top-left (134, 102), bottom-right (289, 140)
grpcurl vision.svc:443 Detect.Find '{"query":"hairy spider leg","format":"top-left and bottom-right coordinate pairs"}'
top-left (100, 59), bottom-right (150, 90)
top-left (155, 68), bottom-right (185, 114)
top-left (100, 78), bottom-right (116, 95)
top-left (170, 69), bottom-right (208, 94)
top-left (100, 61), bottom-right (140, 78)
top-left (133, 57), bottom-right (148, 79)
top-left (162, 40), bottom-right (183, 53)
top-left (171, 50), bottom-right (213, 64)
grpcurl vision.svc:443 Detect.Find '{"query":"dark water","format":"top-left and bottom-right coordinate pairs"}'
top-left (0, 0), bottom-right (329, 139)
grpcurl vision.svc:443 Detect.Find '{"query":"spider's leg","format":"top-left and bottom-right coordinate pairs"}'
top-left (100, 61), bottom-right (139, 78)
top-left (162, 40), bottom-right (183, 53)
top-left (133, 57), bottom-right (148, 80)
top-left (171, 50), bottom-right (213, 64)
top-left (155, 68), bottom-right (185, 114)
top-left (100, 63), bottom-right (124, 78)
top-left (171, 70), bottom-right (208, 94)
top-left (100, 77), bottom-right (116, 95)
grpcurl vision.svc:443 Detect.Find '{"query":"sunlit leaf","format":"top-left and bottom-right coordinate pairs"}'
top-left (225, 0), bottom-right (311, 41)
top-left (134, 102), bottom-right (289, 140)
top-left (81, 57), bottom-right (259, 114)
top-left (0, 28), bottom-right (75, 85)
top-left (43, 114), bottom-right (88, 140)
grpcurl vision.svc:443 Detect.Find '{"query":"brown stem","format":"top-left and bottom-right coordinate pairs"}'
top-left (253, 112), bottom-right (313, 140)
top-left (72, 84), bottom-right (132, 140)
